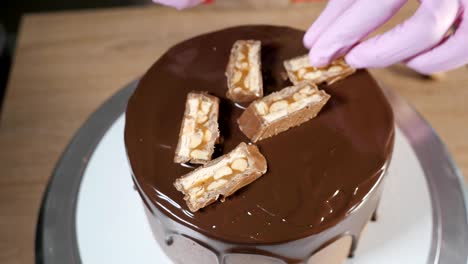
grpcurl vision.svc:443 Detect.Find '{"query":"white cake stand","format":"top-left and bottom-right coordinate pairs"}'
top-left (35, 81), bottom-right (468, 264)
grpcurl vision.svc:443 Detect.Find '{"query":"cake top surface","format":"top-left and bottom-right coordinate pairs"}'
top-left (124, 25), bottom-right (394, 244)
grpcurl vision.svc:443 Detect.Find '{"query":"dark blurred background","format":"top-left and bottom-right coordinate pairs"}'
top-left (0, 0), bottom-right (152, 112)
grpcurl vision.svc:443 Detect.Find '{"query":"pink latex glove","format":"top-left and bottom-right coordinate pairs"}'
top-left (152, 0), bottom-right (204, 10)
top-left (304, 0), bottom-right (468, 74)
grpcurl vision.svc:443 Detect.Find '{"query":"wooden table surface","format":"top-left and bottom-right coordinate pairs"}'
top-left (0, 2), bottom-right (467, 263)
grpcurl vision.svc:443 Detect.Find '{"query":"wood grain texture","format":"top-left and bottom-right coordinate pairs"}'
top-left (0, 2), bottom-right (467, 263)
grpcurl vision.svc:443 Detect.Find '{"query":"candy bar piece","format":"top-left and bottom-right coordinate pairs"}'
top-left (174, 142), bottom-right (267, 212)
top-left (225, 40), bottom-right (263, 103)
top-left (174, 92), bottom-right (220, 164)
top-left (238, 83), bottom-right (330, 142)
top-left (284, 55), bottom-right (355, 85)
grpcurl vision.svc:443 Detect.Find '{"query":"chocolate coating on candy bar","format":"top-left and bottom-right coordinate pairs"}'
top-left (174, 142), bottom-right (267, 212)
top-left (125, 26), bottom-right (394, 245)
top-left (226, 40), bottom-right (263, 102)
top-left (174, 92), bottom-right (220, 164)
top-left (238, 83), bottom-right (330, 142)
top-left (284, 55), bottom-right (355, 85)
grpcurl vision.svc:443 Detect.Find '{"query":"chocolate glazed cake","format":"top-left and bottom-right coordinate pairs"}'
top-left (124, 25), bottom-right (395, 264)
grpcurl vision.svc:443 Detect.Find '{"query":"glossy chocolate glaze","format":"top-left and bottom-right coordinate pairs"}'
top-left (125, 25), bottom-right (394, 261)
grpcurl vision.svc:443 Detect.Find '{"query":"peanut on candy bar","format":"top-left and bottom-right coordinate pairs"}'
top-left (174, 92), bottom-right (220, 164)
top-left (174, 142), bottom-right (267, 212)
top-left (284, 55), bottom-right (355, 85)
top-left (238, 83), bottom-right (330, 142)
top-left (225, 40), bottom-right (263, 103)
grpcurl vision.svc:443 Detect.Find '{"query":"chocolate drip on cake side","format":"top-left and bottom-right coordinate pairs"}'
top-left (125, 25), bottom-right (395, 263)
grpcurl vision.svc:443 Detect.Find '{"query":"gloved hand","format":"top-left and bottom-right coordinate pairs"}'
top-left (303, 0), bottom-right (468, 74)
top-left (152, 0), bottom-right (204, 10)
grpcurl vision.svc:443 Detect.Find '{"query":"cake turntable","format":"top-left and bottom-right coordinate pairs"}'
top-left (35, 79), bottom-right (468, 264)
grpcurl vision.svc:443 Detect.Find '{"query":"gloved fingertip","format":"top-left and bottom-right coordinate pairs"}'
top-left (405, 60), bottom-right (434, 75)
top-left (344, 52), bottom-right (363, 69)
top-left (303, 30), bottom-right (315, 49)
top-left (308, 50), bottom-right (330, 68)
